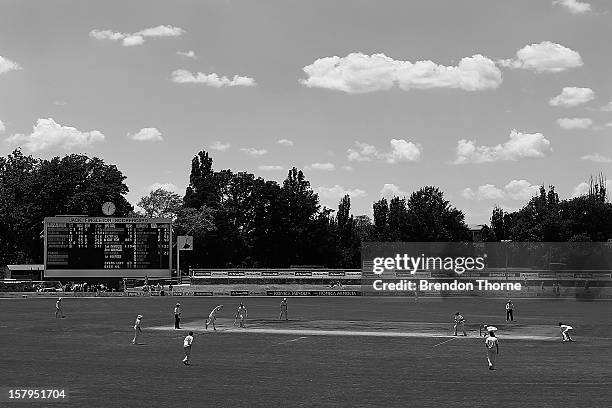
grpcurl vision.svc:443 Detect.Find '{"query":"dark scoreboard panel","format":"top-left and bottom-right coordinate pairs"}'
top-left (44, 217), bottom-right (172, 278)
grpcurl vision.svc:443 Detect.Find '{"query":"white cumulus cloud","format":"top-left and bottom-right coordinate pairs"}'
top-left (177, 50), bottom-right (196, 59)
top-left (128, 127), bottom-right (163, 141)
top-left (210, 141), bottom-right (230, 151)
top-left (581, 154), bottom-right (612, 163)
top-left (0, 56), bottom-right (22, 74)
top-left (148, 182), bottom-right (180, 193)
top-left (455, 130), bottom-right (552, 164)
top-left (300, 52), bottom-right (502, 93)
top-left (380, 183), bottom-right (408, 199)
top-left (5, 118), bottom-right (104, 152)
top-left (462, 180), bottom-right (540, 201)
top-left (552, 0), bottom-right (592, 14)
top-left (240, 147), bottom-right (267, 156)
top-left (306, 162), bottom-right (335, 171)
top-left (347, 139), bottom-right (421, 163)
top-left (171, 70), bottom-right (256, 87)
top-left (599, 102), bottom-right (612, 112)
top-left (89, 25), bottom-right (184, 46)
top-left (0, 119), bottom-right (5, 133)
top-left (571, 179), bottom-right (612, 198)
top-left (277, 138), bottom-right (294, 147)
top-left (258, 165), bottom-right (284, 171)
top-left (549, 87), bottom-right (594, 107)
top-left (498, 41), bottom-right (583, 73)
top-left (557, 117), bottom-right (593, 129)
top-left (316, 185), bottom-right (367, 199)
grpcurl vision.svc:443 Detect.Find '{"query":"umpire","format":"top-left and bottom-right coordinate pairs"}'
top-left (174, 302), bottom-right (182, 329)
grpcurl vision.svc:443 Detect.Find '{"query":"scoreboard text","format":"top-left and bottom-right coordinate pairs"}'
top-left (44, 217), bottom-right (172, 278)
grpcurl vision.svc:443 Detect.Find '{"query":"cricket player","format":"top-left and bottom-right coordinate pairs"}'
top-left (484, 327), bottom-right (499, 370)
top-left (55, 297), bottom-right (65, 318)
top-left (505, 300), bottom-right (514, 321)
top-left (174, 303), bottom-right (182, 329)
top-left (234, 303), bottom-right (248, 328)
top-left (132, 315), bottom-right (143, 345)
top-left (183, 331), bottom-right (194, 365)
top-left (279, 298), bottom-right (288, 320)
top-left (453, 312), bottom-right (467, 336)
top-left (559, 322), bottom-right (575, 342)
top-left (205, 305), bottom-right (223, 331)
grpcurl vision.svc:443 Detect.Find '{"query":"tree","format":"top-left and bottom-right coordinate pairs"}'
top-left (405, 186), bottom-right (469, 241)
top-left (137, 188), bottom-right (183, 219)
top-left (0, 149), bottom-right (133, 265)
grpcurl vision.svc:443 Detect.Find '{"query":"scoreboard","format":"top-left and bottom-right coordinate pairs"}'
top-left (44, 216), bottom-right (172, 278)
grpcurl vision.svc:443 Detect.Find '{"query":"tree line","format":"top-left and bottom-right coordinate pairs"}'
top-left (0, 149), bottom-right (610, 270)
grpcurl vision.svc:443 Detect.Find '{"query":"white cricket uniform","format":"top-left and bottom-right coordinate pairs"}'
top-left (132, 318), bottom-right (142, 344)
top-left (560, 324), bottom-right (573, 341)
top-left (454, 314), bottom-right (466, 335)
top-left (55, 301), bottom-right (63, 318)
top-left (485, 335), bottom-right (498, 368)
top-left (183, 335), bottom-right (193, 363)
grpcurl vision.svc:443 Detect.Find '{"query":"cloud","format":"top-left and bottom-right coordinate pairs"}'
top-left (300, 52), bottom-right (502, 93)
top-left (347, 142), bottom-right (377, 162)
top-left (549, 87), bottom-right (594, 107)
top-left (454, 130), bottom-right (552, 164)
top-left (240, 147), bottom-right (267, 156)
top-left (171, 70), bottom-right (256, 87)
top-left (0, 55), bottom-right (22, 74)
top-left (177, 50), bottom-right (196, 59)
top-left (316, 185), bottom-right (367, 199)
top-left (571, 180), bottom-right (612, 198)
top-left (306, 162), bottom-right (335, 171)
top-left (277, 138), bottom-right (294, 147)
top-left (462, 180), bottom-right (540, 201)
top-left (258, 165), bottom-right (284, 171)
top-left (5, 118), bottom-right (104, 152)
top-left (552, 0), bottom-right (592, 14)
top-left (148, 182), bottom-right (180, 193)
top-left (462, 184), bottom-right (505, 200)
top-left (380, 183), bottom-right (408, 199)
top-left (498, 41), bottom-right (583, 73)
top-left (347, 139), bottom-right (421, 163)
top-left (581, 154), bottom-right (612, 163)
top-left (0, 120), bottom-right (5, 133)
top-left (504, 180), bottom-right (541, 200)
top-left (381, 139), bottom-right (421, 163)
top-left (600, 102), bottom-right (612, 112)
top-left (557, 117), bottom-right (593, 129)
top-left (210, 141), bottom-right (230, 151)
top-left (342, 165), bottom-right (353, 171)
top-left (128, 127), bottom-right (163, 141)
top-left (89, 25), bottom-right (184, 46)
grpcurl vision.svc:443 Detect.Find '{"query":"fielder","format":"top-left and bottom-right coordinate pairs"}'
top-left (132, 314), bottom-right (143, 345)
top-left (234, 303), bottom-right (248, 328)
top-left (183, 331), bottom-right (194, 365)
top-left (505, 300), bottom-right (514, 321)
top-left (279, 298), bottom-right (288, 320)
top-left (484, 327), bottom-right (499, 370)
top-left (453, 312), bottom-right (467, 336)
top-left (558, 322), bottom-right (575, 342)
top-left (174, 303), bottom-right (182, 329)
top-left (55, 297), bottom-right (65, 318)
top-left (205, 305), bottom-right (223, 331)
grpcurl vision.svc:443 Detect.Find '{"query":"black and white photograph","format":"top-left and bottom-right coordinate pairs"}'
top-left (1, 1), bottom-right (611, 406)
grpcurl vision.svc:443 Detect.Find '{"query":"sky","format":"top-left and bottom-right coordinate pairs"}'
top-left (0, 0), bottom-right (611, 224)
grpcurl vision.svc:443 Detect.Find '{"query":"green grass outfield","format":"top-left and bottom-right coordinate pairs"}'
top-left (1, 296), bottom-right (611, 407)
